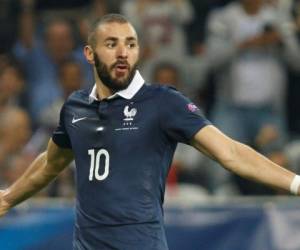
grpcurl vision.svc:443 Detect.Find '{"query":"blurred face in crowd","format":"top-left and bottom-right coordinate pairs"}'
top-left (0, 108), bottom-right (31, 153)
top-left (59, 61), bottom-right (83, 97)
top-left (241, 0), bottom-right (264, 14)
top-left (0, 66), bottom-right (24, 105)
top-left (45, 21), bottom-right (74, 62)
top-left (153, 65), bottom-right (180, 89)
top-left (85, 21), bottom-right (139, 92)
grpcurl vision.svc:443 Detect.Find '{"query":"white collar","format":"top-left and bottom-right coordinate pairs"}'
top-left (89, 70), bottom-right (144, 102)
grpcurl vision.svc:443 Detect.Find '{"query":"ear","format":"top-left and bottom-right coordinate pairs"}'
top-left (84, 45), bottom-right (95, 65)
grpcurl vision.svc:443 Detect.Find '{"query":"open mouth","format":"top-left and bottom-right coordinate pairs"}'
top-left (114, 63), bottom-right (129, 75)
top-left (116, 64), bottom-right (128, 70)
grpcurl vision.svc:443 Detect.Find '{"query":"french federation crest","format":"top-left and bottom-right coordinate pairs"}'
top-left (123, 105), bottom-right (137, 121)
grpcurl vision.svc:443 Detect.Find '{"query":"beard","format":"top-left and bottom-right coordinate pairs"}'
top-left (93, 53), bottom-right (138, 92)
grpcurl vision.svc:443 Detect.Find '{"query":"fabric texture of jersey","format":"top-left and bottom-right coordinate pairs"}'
top-left (52, 71), bottom-right (210, 249)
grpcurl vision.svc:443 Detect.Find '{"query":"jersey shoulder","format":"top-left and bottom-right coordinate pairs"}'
top-left (142, 83), bottom-right (177, 93)
top-left (64, 89), bottom-right (91, 107)
top-left (135, 83), bottom-right (180, 101)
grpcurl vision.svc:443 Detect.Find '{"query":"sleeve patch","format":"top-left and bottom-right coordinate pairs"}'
top-left (187, 103), bottom-right (199, 112)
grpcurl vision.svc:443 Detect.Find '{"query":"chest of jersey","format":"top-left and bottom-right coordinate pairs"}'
top-left (67, 98), bottom-right (159, 151)
top-left (65, 96), bottom-right (169, 199)
top-left (56, 85), bottom-right (207, 226)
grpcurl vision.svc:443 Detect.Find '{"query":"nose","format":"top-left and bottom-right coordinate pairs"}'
top-left (116, 45), bottom-right (128, 59)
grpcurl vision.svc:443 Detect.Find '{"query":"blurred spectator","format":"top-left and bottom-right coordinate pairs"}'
top-left (19, 59), bottom-right (82, 197)
top-left (121, 0), bottom-right (194, 62)
top-left (187, 0), bottom-right (233, 55)
top-left (151, 61), bottom-right (181, 89)
top-left (0, 107), bottom-right (32, 172)
top-left (0, 101), bottom-right (76, 198)
top-left (124, 0), bottom-right (210, 110)
top-left (23, 58), bottom-right (84, 158)
top-left (77, 0), bottom-right (109, 48)
top-left (143, 52), bottom-right (211, 109)
top-left (13, 2), bottom-right (91, 124)
top-left (204, 0), bottom-right (300, 194)
top-left (0, 55), bottom-right (26, 111)
top-left (206, 0), bottom-right (300, 147)
top-left (39, 59), bottom-right (84, 128)
top-left (149, 59), bottom-right (208, 104)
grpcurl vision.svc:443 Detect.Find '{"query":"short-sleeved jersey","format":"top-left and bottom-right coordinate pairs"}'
top-left (52, 71), bottom-right (210, 249)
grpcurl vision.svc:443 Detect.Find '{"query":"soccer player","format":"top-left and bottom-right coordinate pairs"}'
top-left (0, 14), bottom-right (299, 250)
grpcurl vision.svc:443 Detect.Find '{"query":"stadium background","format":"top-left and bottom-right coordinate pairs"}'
top-left (1, 0), bottom-right (300, 249)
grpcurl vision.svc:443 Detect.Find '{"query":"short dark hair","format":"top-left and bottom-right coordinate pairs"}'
top-left (88, 14), bottom-right (130, 49)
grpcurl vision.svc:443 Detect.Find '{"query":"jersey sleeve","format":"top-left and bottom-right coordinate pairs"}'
top-left (160, 87), bottom-right (211, 144)
top-left (52, 104), bottom-right (72, 148)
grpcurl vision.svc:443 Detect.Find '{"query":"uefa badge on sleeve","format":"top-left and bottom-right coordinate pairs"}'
top-left (187, 103), bottom-right (203, 117)
top-left (187, 103), bottom-right (198, 112)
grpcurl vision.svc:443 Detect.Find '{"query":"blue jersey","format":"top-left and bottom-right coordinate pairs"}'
top-left (52, 71), bottom-right (210, 249)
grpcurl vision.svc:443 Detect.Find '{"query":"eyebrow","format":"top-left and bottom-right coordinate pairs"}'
top-left (126, 37), bottom-right (137, 42)
top-left (104, 36), bottom-right (137, 42)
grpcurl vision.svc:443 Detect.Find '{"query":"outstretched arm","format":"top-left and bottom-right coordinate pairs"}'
top-left (191, 125), bottom-right (297, 194)
top-left (19, 0), bottom-right (35, 49)
top-left (0, 139), bottom-right (74, 216)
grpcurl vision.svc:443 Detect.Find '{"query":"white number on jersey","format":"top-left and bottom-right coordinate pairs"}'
top-left (88, 149), bottom-right (110, 181)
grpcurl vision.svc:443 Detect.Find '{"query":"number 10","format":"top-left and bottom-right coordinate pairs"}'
top-left (88, 149), bottom-right (110, 181)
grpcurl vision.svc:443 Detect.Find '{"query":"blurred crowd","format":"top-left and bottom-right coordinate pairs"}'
top-left (1, 0), bottom-right (300, 198)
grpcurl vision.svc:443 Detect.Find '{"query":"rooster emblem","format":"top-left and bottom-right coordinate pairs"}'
top-left (123, 105), bottom-right (137, 121)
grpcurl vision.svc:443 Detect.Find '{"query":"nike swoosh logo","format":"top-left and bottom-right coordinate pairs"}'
top-left (72, 117), bottom-right (87, 124)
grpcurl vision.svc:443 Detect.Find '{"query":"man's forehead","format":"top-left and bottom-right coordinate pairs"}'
top-left (96, 22), bottom-right (138, 41)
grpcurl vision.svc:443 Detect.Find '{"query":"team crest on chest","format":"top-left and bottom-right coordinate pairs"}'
top-left (123, 105), bottom-right (137, 121)
top-left (115, 104), bottom-right (139, 131)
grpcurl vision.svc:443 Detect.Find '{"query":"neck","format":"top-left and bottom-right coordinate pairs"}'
top-left (93, 68), bottom-right (114, 100)
top-left (95, 80), bottom-right (115, 100)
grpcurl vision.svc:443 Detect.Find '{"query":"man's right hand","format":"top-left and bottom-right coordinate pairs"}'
top-left (0, 190), bottom-right (11, 217)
